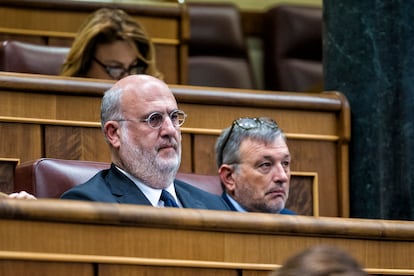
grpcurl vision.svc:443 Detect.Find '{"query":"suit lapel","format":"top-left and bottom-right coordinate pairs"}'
top-left (221, 193), bottom-right (237, 211)
top-left (175, 181), bottom-right (206, 209)
top-left (105, 165), bottom-right (152, 205)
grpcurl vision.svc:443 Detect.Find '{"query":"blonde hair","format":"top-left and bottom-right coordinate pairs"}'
top-left (271, 245), bottom-right (367, 276)
top-left (61, 8), bottom-right (162, 79)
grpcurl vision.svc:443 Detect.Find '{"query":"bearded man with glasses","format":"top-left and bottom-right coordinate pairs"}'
top-left (61, 74), bottom-right (230, 211)
top-left (215, 117), bottom-right (295, 214)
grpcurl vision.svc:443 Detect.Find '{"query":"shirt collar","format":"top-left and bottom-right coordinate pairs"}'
top-left (114, 165), bottom-right (179, 207)
top-left (224, 193), bottom-right (247, 212)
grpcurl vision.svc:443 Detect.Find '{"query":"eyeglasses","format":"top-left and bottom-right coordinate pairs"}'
top-left (115, 109), bottom-right (187, 129)
top-left (93, 57), bottom-right (147, 80)
top-left (218, 117), bottom-right (279, 164)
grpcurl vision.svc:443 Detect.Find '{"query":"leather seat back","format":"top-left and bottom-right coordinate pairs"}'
top-left (14, 158), bottom-right (222, 198)
top-left (263, 5), bottom-right (323, 92)
top-left (187, 3), bottom-right (256, 89)
top-left (0, 40), bottom-right (69, 75)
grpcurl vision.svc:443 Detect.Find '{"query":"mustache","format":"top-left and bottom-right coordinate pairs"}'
top-left (265, 187), bottom-right (286, 196)
top-left (156, 139), bottom-right (178, 151)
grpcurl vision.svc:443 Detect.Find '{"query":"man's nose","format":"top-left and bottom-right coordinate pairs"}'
top-left (160, 116), bottom-right (177, 133)
top-left (273, 164), bottom-right (289, 182)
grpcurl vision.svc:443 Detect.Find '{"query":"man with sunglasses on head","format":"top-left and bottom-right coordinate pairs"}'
top-left (215, 117), bottom-right (295, 214)
top-left (61, 74), bottom-right (230, 211)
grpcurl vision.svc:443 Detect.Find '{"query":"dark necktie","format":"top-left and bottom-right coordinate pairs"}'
top-left (160, 189), bottom-right (179, 208)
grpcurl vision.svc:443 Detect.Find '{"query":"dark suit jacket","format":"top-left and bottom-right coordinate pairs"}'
top-left (222, 193), bottom-right (296, 215)
top-left (61, 164), bottom-right (230, 211)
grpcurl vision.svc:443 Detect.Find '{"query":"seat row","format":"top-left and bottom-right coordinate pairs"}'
top-left (0, 3), bottom-right (322, 91)
top-left (13, 157), bottom-right (316, 216)
top-left (14, 158), bottom-right (222, 199)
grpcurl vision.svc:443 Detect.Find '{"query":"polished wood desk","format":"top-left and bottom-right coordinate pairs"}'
top-left (0, 0), bottom-right (189, 84)
top-left (0, 72), bottom-right (349, 217)
top-left (1, 199), bottom-right (414, 275)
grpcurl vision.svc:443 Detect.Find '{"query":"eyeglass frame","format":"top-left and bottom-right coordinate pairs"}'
top-left (218, 117), bottom-right (279, 165)
top-left (113, 109), bottom-right (187, 129)
top-left (93, 56), bottom-right (148, 80)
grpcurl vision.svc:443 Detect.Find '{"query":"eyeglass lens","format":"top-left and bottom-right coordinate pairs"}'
top-left (219, 117), bottom-right (278, 164)
top-left (107, 63), bottom-right (147, 79)
top-left (93, 57), bottom-right (147, 80)
top-left (145, 110), bottom-right (187, 129)
top-left (236, 117), bottom-right (278, 129)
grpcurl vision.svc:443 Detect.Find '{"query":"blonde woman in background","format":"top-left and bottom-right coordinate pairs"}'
top-left (61, 8), bottom-right (162, 80)
top-left (271, 245), bottom-right (367, 276)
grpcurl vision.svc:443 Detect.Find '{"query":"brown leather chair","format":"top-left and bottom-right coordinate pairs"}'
top-left (14, 158), bottom-right (222, 198)
top-left (14, 158), bottom-right (315, 215)
top-left (187, 2), bottom-right (256, 89)
top-left (263, 5), bottom-right (323, 92)
top-left (0, 40), bottom-right (69, 75)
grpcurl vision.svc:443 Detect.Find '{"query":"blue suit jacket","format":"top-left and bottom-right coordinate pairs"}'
top-left (61, 164), bottom-right (230, 211)
top-left (221, 193), bottom-right (296, 214)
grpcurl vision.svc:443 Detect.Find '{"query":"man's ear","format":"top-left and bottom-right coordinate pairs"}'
top-left (104, 121), bottom-right (121, 149)
top-left (218, 164), bottom-right (236, 194)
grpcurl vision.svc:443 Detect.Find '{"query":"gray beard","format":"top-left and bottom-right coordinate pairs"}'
top-left (122, 145), bottom-right (180, 189)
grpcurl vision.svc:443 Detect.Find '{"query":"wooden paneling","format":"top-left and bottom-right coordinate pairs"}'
top-left (0, 123), bottom-right (42, 160)
top-left (0, 72), bottom-right (349, 217)
top-left (0, 260), bottom-right (93, 276)
top-left (0, 159), bottom-right (19, 194)
top-left (44, 126), bottom-right (109, 161)
top-left (99, 265), bottom-right (238, 276)
top-left (288, 173), bottom-right (316, 216)
top-left (0, 0), bottom-right (189, 84)
top-left (0, 199), bottom-right (414, 275)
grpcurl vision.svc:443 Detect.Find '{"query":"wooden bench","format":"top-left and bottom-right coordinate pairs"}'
top-left (0, 0), bottom-right (189, 84)
top-left (0, 72), bottom-right (350, 217)
top-left (1, 199), bottom-right (414, 275)
top-left (13, 158), bottom-right (317, 216)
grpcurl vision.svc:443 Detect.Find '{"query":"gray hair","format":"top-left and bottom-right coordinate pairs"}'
top-left (100, 86), bottom-right (125, 144)
top-left (215, 117), bottom-right (286, 168)
top-left (100, 86), bottom-right (124, 130)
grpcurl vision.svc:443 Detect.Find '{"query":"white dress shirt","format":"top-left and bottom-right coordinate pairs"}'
top-left (115, 166), bottom-right (182, 207)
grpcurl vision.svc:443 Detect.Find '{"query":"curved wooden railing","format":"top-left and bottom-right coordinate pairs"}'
top-left (1, 199), bottom-right (414, 275)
